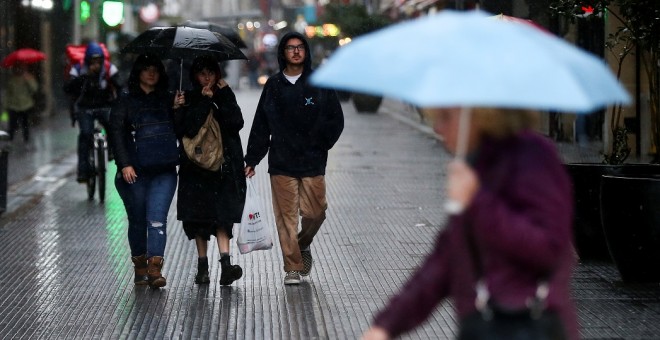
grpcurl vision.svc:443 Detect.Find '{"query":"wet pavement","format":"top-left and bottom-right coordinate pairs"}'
top-left (0, 89), bottom-right (658, 339)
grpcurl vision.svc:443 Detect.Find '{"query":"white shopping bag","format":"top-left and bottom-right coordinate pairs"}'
top-left (237, 178), bottom-right (273, 254)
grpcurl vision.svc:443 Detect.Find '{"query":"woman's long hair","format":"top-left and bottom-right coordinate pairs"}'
top-left (473, 107), bottom-right (539, 138)
top-left (127, 54), bottom-right (169, 94)
top-left (188, 55), bottom-right (221, 89)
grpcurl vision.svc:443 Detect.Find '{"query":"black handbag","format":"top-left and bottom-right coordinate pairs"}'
top-left (457, 282), bottom-right (566, 340)
top-left (457, 222), bottom-right (567, 340)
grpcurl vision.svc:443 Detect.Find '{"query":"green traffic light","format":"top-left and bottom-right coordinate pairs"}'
top-left (102, 1), bottom-right (124, 27)
top-left (80, 1), bottom-right (91, 23)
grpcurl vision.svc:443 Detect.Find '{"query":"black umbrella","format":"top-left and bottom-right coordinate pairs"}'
top-left (121, 26), bottom-right (246, 61)
top-left (121, 26), bottom-right (247, 90)
top-left (184, 20), bottom-right (248, 49)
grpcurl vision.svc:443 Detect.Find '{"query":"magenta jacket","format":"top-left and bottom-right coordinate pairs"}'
top-left (373, 131), bottom-right (579, 340)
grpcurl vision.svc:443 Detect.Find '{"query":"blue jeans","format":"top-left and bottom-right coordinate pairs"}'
top-left (115, 169), bottom-right (177, 258)
top-left (77, 108), bottom-right (110, 178)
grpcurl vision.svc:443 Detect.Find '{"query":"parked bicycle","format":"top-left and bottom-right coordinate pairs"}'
top-left (87, 121), bottom-right (108, 203)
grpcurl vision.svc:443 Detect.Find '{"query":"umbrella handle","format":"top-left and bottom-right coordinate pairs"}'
top-left (444, 107), bottom-right (472, 215)
top-left (179, 59), bottom-right (183, 92)
top-left (455, 106), bottom-right (471, 159)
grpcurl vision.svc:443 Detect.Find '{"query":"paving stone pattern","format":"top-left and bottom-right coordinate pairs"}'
top-left (0, 91), bottom-right (658, 339)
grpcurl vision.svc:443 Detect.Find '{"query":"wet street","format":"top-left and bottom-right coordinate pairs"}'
top-left (0, 88), bottom-right (658, 339)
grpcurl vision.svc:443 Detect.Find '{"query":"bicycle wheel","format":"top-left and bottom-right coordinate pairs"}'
top-left (87, 173), bottom-right (96, 201)
top-left (87, 148), bottom-right (96, 201)
top-left (96, 144), bottom-right (107, 203)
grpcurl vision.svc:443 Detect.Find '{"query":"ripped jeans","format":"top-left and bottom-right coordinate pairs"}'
top-left (115, 169), bottom-right (177, 258)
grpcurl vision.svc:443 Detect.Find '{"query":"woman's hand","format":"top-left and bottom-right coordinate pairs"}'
top-left (361, 327), bottom-right (390, 340)
top-left (122, 166), bottom-right (138, 184)
top-left (173, 90), bottom-right (185, 109)
top-left (201, 83), bottom-right (214, 98)
top-left (447, 159), bottom-right (480, 208)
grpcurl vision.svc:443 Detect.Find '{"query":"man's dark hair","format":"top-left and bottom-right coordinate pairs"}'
top-left (276, 31), bottom-right (312, 72)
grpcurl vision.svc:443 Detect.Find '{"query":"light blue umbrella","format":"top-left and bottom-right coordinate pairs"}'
top-left (310, 10), bottom-right (630, 112)
top-left (311, 10), bottom-right (631, 214)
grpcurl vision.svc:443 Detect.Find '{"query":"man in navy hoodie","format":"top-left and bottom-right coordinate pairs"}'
top-left (244, 32), bottom-right (344, 285)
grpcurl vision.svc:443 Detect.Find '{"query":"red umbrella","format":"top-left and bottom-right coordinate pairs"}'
top-left (1, 48), bottom-right (46, 68)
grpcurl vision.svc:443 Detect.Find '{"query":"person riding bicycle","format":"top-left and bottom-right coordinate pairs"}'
top-left (64, 42), bottom-right (122, 183)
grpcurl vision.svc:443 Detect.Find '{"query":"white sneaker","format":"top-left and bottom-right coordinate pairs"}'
top-left (284, 271), bottom-right (301, 285)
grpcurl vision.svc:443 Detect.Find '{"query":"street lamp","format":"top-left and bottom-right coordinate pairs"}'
top-left (21, 0), bottom-right (54, 11)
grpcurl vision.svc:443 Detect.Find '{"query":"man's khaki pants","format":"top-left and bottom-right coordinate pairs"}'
top-left (270, 175), bottom-right (327, 272)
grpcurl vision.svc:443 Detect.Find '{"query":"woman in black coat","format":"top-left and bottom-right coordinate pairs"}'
top-left (177, 55), bottom-right (246, 286)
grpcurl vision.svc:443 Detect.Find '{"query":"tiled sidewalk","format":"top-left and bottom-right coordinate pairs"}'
top-left (0, 91), bottom-right (657, 339)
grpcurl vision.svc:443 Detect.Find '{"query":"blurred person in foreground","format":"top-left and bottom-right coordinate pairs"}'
top-left (362, 107), bottom-right (577, 340)
top-left (244, 32), bottom-right (344, 285)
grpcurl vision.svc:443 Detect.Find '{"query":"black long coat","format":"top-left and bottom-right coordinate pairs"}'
top-left (176, 86), bottom-right (246, 226)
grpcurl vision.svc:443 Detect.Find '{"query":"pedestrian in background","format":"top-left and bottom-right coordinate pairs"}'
top-left (361, 107), bottom-right (577, 340)
top-left (245, 51), bottom-right (262, 89)
top-left (5, 63), bottom-right (38, 144)
top-left (64, 42), bottom-right (122, 183)
top-left (244, 32), bottom-right (344, 285)
top-left (176, 55), bottom-right (246, 286)
top-left (108, 54), bottom-right (185, 289)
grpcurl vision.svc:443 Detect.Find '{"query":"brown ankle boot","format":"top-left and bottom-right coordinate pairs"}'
top-left (131, 255), bottom-right (148, 285)
top-left (147, 256), bottom-right (166, 288)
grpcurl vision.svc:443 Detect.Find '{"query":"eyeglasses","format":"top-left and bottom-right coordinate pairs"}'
top-left (284, 44), bottom-right (305, 53)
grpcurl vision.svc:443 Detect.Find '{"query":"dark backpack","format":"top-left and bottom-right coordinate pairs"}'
top-left (131, 106), bottom-right (179, 172)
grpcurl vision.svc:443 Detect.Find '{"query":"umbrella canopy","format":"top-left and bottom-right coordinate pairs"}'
top-left (310, 10), bottom-right (630, 113)
top-left (121, 26), bottom-right (247, 61)
top-left (184, 20), bottom-right (248, 49)
top-left (1, 48), bottom-right (46, 68)
top-left (490, 13), bottom-right (549, 33)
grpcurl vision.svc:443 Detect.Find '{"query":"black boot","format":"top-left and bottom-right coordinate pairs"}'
top-left (195, 257), bottom-right (210, 284)
top-left (219, 254), bottom-right (242, 286)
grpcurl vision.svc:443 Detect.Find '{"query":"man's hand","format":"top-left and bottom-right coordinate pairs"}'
top-left (244, 166), bottom-right (255, 178)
